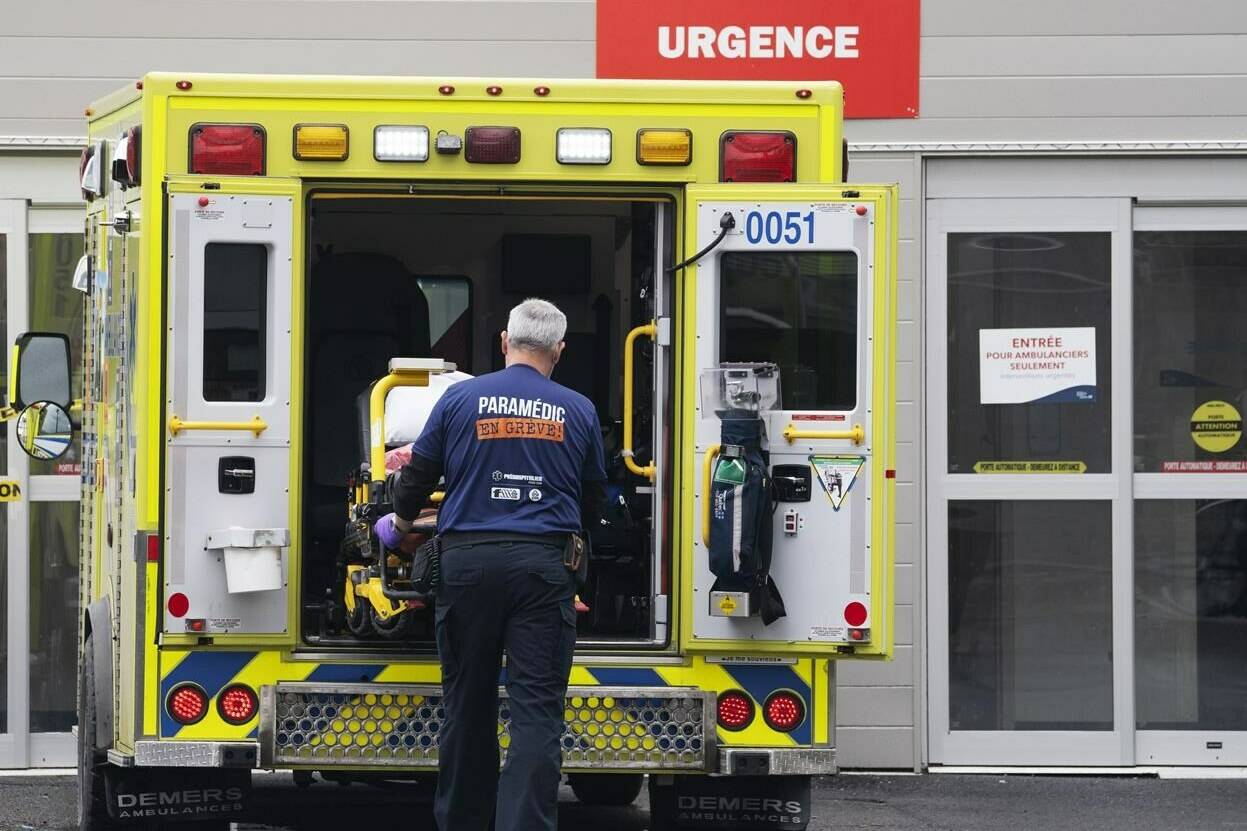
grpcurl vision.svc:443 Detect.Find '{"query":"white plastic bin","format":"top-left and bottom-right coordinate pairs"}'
top-left (206, 527), bottom-right (290, 594)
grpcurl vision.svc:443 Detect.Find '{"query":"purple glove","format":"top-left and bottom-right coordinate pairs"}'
top-left (374, 513), bottom-right (406, 550)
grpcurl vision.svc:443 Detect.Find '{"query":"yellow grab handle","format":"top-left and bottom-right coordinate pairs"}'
top-left (622, 321), bottom-right (657, 481)
top-left (782, 422), bottom-right (865, 445)
top-left (168, 415), bottom-right (267, 437)
top-left (701, 443), bottom-right (721, 548)
top-left (369, 367), bottom-right (433, 483)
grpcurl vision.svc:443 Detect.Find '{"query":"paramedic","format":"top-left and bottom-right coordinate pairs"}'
top-left (375, 298), bottom-right (606, 831)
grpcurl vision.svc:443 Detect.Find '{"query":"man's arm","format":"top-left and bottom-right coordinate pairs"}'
top-left (390, 451), bottom-right (444, 531)
top-left (580, 478), bottom-right (607, 531)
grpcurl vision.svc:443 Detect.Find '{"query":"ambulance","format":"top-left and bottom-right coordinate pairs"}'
top-left (15, 73), bottom-right (897, 829)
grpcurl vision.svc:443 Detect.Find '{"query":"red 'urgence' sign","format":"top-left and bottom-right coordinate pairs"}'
top-left (596, 0), bottom-right (920, 119)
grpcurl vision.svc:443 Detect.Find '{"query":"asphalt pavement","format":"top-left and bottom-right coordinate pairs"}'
top-left (4, 771), bottom-right (1247, 831)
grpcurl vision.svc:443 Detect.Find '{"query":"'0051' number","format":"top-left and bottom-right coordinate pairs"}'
top-left (744, 210), bottom-right (815, 245)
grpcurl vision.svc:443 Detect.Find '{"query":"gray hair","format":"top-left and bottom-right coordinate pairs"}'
top-left (506, 298), bottom-right (567, 354)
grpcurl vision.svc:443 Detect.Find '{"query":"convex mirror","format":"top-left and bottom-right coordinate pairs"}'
top-left (17, 401), bottom-right (73, 460)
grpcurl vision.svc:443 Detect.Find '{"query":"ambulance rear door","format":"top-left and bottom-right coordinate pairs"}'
top-left (163, 181), bottom-right (299, 637)
top-left (683, 184), bottom-right (897, 658)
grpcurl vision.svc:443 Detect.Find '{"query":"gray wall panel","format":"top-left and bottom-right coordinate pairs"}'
top-left (835, 726), bottom-right (914, 769)
top-left (923, 35), bottom-right (1247, 77)
top-left (840, 647), bottom-right (915, 685)
top-left (837, 687), bottom-right (914, 727)
top-left (3, 1), bottom-right (596, 40)
top-left (921, 76), bottom-right (1247, 119)
top-left (0, 38), bottom-right (594, 78)
top-left (923, 0), bottom-right (1247, 36)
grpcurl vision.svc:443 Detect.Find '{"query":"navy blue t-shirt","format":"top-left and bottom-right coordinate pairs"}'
top-left (409, 364), bottom-right (607, 534)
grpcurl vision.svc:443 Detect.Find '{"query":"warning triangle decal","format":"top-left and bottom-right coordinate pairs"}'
top-left (809, 455), bottom-right (866, 511)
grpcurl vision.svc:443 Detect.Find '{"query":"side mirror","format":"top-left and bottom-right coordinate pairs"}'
top-left (12, 332), bottom-right (72, 410)
top-left (16, 401), bottom-right (73, 460)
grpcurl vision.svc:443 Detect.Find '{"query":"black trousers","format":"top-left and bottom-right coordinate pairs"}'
top-left (433, 537), bottom-right (577, 831)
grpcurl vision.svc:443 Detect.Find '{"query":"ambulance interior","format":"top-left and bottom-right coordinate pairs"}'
top-left (300, 195), bottom-right (673, 650)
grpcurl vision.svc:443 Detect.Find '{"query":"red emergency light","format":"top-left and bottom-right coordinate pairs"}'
top-left (465, 127), bottom-right (521, 164)
top-left (126, 126), bottom-right (141, 186)
top-left (167, 683), bottom-right (208, 725)
top-left (720, 131), bottom-right (796, 183)
top-left (189, 124), bottom-right (266, 176)
top-left (218, 684), bottom-right (259, 724)
top-left (762, 691), bottom-right (805, 732)
top-left (716, 690), bottom-right (755, 731)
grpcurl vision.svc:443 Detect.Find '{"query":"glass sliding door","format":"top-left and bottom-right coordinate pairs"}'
top-left (24, 211), bottom-right (83, 766)
top-left (927, 198), bottom-right (1133, 765)
top-left (1133, 207), bottom-right (1247, 765)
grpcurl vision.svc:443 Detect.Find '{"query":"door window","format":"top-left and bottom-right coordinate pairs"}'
top-left (719, 250), bottom-right (857, 410)
top-left (1136, 499), bottom-right (1247, 731)
top-left (203, 242), bottom-right (267, 402)
top-left (1134, 231), bottom-right (1247, 472)
top-left (948, 500), bottom-right (1114, 731)
top-left (27, 233), bottom-right (83, 475)
top-left (947, 232), bottom-right (1112, 473)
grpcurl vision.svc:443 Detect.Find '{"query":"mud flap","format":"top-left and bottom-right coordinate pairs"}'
top-left (649, 774), bottom-right (811, 830)
top-left (105, 768), bottom-right (250, 824)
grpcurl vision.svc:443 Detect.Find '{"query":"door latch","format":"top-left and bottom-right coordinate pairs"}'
top-left (218, 456), bottom-right (256, 494)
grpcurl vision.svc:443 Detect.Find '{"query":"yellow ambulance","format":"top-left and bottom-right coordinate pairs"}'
top-left (12, 73), bottom-right (897, 829)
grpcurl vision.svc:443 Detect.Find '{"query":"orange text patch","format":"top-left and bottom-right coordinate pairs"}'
top-left (476, 417), bottom-right (565, 442)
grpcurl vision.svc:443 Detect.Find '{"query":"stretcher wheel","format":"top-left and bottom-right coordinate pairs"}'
top-left (370, 605), bottom-right (417, 640)
top-left (346, 599), bottom-right (371, 638)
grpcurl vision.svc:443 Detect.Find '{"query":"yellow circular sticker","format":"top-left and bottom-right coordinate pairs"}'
top-left (1191, 400), bottom-right (1242, 453)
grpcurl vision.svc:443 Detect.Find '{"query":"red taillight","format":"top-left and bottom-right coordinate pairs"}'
top-left (189, 124), bottom-right (266, 176)
top-left (125, 125), bottom-right (141, 186)
top-left (720, 131), bottom-right (796, 183)
top-left (716, 690), bottom-right (755, 731)
top-left (167, 684), bottom-right (208, 725)
top-left (844, 601), bottom-right (868, 627)
top-left (218, 684), bottom-right (258, 725)
top-left (147, 534), bottom-right (161, 562)
top-left (762, 691), bottom-right (806, 732)
top-left (465, 126), bottom-right (521, 164)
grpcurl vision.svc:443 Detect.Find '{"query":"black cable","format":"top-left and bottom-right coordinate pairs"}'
top-left (665, 211), bottom-right (736, 273)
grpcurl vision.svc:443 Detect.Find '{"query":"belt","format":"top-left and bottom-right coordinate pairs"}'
top-left (439, 531), bottom-right (569, 552)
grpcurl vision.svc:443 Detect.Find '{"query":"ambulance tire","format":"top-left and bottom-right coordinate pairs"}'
top-left (568, 773), bottom-right (644, 806)
top-left (370, 606), bottom-right (417, 640)
top-left (78, 632), bottom-right (118, 831)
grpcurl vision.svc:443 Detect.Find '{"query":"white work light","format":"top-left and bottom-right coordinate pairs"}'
top-left (374, 126), bottom-right (430, 162)
top-left (556, 128), bottom-right (612, 165)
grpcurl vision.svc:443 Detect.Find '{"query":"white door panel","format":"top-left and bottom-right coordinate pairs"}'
top-left (164, 193), bottom-right (293, 635)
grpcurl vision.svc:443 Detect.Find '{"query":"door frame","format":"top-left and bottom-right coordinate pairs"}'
top-left (0, 203), bottom-right (83, 767)
top-left (924, 197), bottom-right (1135, 765)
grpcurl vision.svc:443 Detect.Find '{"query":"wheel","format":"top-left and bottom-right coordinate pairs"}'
top-left (78, 632), bottom-right (117, 831)
top-left (370, 605), bottom-right (418, 640)
top-left (568, 773), bottom-right (644, 806)
top-left (346, 596), bottom-right (372, 637)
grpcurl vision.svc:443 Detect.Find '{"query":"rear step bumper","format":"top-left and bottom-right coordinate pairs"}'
top-left (259, 682), bottom-right (717, 772)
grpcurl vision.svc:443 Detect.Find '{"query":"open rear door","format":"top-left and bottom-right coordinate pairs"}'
top-left (682, 184), bottom-right (897, 657)
top-left (163, 184), bottom-right (298, 637)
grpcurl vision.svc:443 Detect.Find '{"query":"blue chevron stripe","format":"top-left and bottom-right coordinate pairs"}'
top-left (585, 667), bottom-right (666, 687)
top-left (304, 664), bottom-right (386, 683)
top-left (160, 651), bottom-right (257, 738)
top-left (718, 664), bottom-right (813, 745)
